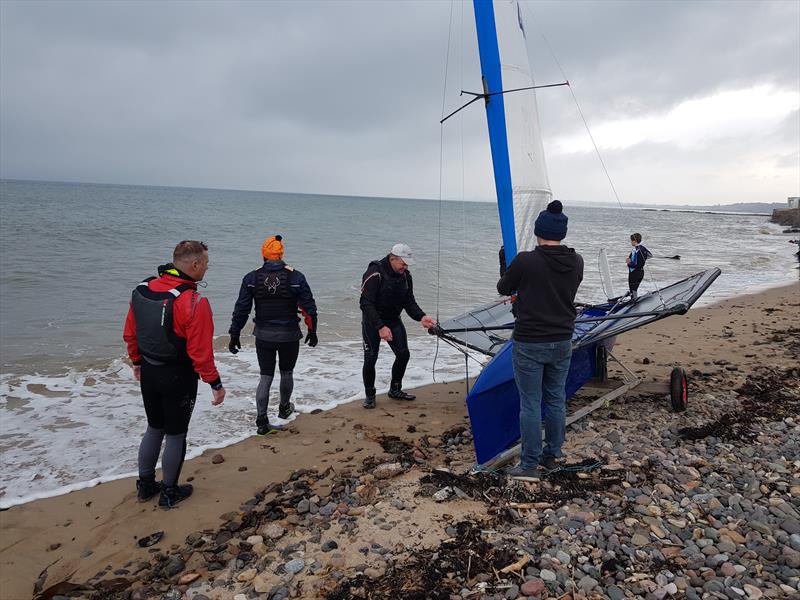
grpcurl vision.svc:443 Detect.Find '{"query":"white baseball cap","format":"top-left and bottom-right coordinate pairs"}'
top-left (390, 243), bottom-right (415, 266)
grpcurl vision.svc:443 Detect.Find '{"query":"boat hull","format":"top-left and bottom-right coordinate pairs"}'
top-left (466, 334), bottom-right (609, 466)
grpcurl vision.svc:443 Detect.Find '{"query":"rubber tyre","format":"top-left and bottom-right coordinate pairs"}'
top-left (670, 367), bottom-right (688, 412)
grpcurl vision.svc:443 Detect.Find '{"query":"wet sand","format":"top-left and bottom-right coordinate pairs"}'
top-left (1, 282), bottom-right (798, 600)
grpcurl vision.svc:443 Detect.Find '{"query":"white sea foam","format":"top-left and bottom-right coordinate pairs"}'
top-left (0, 338), bottom-right (474, 508)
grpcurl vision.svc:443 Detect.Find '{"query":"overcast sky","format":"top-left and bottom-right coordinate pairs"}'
top-left (1, 0), bottom-right (798, 205)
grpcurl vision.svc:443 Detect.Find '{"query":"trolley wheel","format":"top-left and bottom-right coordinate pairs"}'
top-left (670, 367), bottom-right (688, 412)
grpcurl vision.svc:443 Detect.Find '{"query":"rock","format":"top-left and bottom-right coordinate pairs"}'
top-left (373, 462), bottom-right (404, 479)
top-left (742, 584), bottom-right (763, 599)
top-left (539, 569), bottom-right (556, 582)
top-left (606, 585), bottom-right (626, 600)
top-left (433, 487), bottom-right (452, 502)
top-left (322, 540), bottom-right (338, 552)
top-left (578, 575), bottom-right (598, 591)
top-left (364, 567), bottom-right (382, 579)
top-left (520, 578), bottom-right (545, 597)
top-left (284, 558), bottom-right (305, 574)
top-left (237, 568), bottom-right (257, 582)
top-left (246, 535), bottom-right (263, 545)
top-left (211, 454), bottom-right (224, 464)
top-left (164, 556), bottom-right (185, 576)
top-left (178, 573), bottom-right (201, 585)
top-left (262, 523), bottom-right (285, 539)
top-left (296, 498), bottom-right (310, 514)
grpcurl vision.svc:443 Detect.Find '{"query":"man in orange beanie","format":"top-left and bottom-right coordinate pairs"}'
top-left (228, 235), bottom-right (318, 435)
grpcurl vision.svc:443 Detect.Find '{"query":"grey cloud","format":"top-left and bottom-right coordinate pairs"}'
top-left (1, 0), bottom-right (797, 204)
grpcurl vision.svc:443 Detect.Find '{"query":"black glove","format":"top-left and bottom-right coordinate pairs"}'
top-left (305, 331), bottom-right (318, 347)
top-left (228, 332), bottom-right (241, 354)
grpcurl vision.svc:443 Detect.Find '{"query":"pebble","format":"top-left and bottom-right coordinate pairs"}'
top-left (520, 578), bottom-right (545, 596)
top-left (284, 558), bottom-right (305, 574)
top-left (211, 454), bottom-right (224, 464)
top-left (262, 524), bottom-right (285, 539)
top-left (373, 462), bottom-right (404, 479)
top-left (539, 568), bottom-right (556, 581)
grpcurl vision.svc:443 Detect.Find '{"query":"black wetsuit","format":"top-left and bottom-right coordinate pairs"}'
top-left (628, 245), bottom-right (650, 298)
top-left (359, 256), bottom-right (425, 393)
top-left (229, 260), bottom-right (317, 426)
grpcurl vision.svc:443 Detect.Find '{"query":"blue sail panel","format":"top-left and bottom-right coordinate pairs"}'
top-left (466, 334), bottom-right (600, 466)
top-left (473, 0), bottom-right (517, 262)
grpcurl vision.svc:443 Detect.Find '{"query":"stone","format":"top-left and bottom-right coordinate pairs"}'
top-left (520, 578), bottom-right (545, 597)
top-left (606, 585), bottom-right (626, 600)
top-left (237, 568), bottom-right (256, 582)
top-left (539, 569), bottom-right (556, 582)
top-left (284, 558), bottom-right (305, 574)
top-left (578, 575), bottom-right (598, 591)
top-left (373, 462), bottom-right (404, 479)
top-left (211, 454), bottom-right (224, 464)
top-left (178, 573), bottom-right (201, 585)
top-left (262, 524), bottom-right (285, 539)
top-left (742, 584), bottom-right (763, 599)
top-left (246, 535), bottom-right (263, 545)
top-left (164, 556), bottom-right (185, 577)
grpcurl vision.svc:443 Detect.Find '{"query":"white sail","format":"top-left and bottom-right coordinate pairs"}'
top-left (494, 0), bottom-right (552, 252)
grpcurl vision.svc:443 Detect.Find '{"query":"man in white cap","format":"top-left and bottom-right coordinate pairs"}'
top-left (359, 243), bottom-right (436, 408)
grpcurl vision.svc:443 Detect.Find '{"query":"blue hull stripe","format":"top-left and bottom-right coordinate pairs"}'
top-left (473, 0), bottom-right (517, 262)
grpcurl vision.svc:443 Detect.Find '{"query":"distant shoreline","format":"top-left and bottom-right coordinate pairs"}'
top-left (641, 207), bottom-right (771, 216)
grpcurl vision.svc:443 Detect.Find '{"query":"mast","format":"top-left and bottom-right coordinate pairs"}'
top-left (473, 0), bottom-right (517, 263)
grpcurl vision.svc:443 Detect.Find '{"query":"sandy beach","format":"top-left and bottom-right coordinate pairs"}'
top-left (1, 282), bottom-right (798, 600)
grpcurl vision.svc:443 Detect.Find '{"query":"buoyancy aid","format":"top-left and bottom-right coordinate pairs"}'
top-left (131, 277), bottom-right (194, 363)
top-left (253, 266), bottom-right (298, 325)
top-left (370, 259), bottom-right (409, 311)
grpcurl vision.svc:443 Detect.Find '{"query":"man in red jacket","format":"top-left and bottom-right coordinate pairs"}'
top-left (124, 240), bottom-right (225, 508)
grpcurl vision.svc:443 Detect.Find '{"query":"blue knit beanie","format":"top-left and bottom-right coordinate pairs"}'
top-left (534, 200), bottom-right (568, 241)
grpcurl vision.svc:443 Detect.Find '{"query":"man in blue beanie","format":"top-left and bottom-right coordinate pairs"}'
top-left (497, 200), bottom-right (584, 481)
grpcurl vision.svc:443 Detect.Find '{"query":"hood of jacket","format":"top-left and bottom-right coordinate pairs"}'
top-left (535, 245), bottom-right (581, 274)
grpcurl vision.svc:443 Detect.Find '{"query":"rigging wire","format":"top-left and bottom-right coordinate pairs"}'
top-left (432, 0), bottom-right (457, 383)
top-left (521, 0), bottom-right (668, 308)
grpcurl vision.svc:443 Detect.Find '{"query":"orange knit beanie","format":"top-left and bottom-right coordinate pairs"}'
top-left (261, 235), bottom-right (284, 260)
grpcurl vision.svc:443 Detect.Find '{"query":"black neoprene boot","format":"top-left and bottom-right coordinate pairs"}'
top-left (136, 476), bottom-right (161, 502)
top-left (278, 401), bottom-right (294, 420)
top-left (158, 484), bottom-right (193, 508)
top-left (363, 387), bottom-right (376, 409)
top-left (388, 381), bottom-right (415, 401)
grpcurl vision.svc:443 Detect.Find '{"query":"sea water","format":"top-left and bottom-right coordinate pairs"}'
top-left (0, 179), bottom-right (796, 508)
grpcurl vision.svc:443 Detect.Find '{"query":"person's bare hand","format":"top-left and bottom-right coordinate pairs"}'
top-left (132, 365), bottom-right (141, 382)
top-left (212, 387), bottom-right (226, 406)
top-left (379, 326), bottom-right (393, 342)
top-left (420, 315), bottom-right (437, 329)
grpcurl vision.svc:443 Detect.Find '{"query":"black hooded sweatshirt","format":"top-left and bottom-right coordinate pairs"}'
top-left (496, 245), bottom-right (584, 343)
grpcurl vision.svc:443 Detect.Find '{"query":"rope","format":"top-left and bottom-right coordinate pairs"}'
top-left (432, 0), bottom-right (456, 383)
top-left (521, 1), bottom-right (668, 307)
top-left (546, 459), bottom-right (604, 475)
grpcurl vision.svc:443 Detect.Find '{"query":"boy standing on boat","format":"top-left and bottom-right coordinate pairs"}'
top-left (497, 201), bottom-right (583, 481)
top-left (626, 232), bottom-right (651, 300)
top-left (124, 240), bottom-right (226, 508)
top-left (359, 243), bottom-right (436, 409)
top-left (228, 235), bottom-right (318, 435)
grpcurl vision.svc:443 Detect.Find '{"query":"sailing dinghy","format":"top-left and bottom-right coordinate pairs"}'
top-left (433, 0), bottom-right (720, 470)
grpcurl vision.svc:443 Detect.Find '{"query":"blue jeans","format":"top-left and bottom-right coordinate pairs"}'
top-left (512, 339), bottom-right (572, 469)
